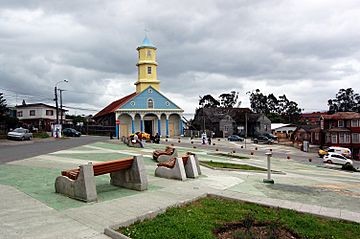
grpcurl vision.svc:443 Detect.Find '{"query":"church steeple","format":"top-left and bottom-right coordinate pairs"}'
top-left (135, 35), bottom-right (160, 93)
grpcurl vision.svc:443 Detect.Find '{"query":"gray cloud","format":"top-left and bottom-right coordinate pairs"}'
top-left (0, 0), bottom-right (359, 115)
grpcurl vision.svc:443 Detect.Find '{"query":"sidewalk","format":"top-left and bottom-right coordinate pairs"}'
top-left (0, 140), bottom-right (359, 238)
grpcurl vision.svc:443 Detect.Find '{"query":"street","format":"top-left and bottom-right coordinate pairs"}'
top-left (0, 136), bottom-right (108, 164)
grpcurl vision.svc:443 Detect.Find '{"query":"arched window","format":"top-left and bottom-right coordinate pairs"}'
top-left (147, 99), bottom-right (154, 108)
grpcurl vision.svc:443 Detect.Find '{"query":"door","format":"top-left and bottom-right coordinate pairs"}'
top-left (144, 120), bottom-right (153, 135)
top-left (120, 125), bottom-right (128, 137)
top-left (169, 123), bottom-right (175, 137)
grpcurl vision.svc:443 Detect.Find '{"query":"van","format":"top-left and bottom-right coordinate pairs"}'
top-left (318, 146), bottom-right (352, 158)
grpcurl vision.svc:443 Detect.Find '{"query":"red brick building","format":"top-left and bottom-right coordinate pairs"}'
top-left (300, 111), bottom-right (328, 125)
top-left (315, 112), bottom-right (360, 160)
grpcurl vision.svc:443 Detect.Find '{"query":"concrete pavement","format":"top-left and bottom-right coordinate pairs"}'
top-left (0, 139), bottom-right (359, 238)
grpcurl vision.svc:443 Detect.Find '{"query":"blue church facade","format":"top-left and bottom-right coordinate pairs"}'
top-left (94, 36), bottom-right (184, 138)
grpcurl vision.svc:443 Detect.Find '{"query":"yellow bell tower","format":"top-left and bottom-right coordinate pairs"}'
top-left (135, 36), bottom-right (160, 93)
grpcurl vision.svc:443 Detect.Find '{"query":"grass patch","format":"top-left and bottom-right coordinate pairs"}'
top-left (201, 160), bottom-right (267, 171)
top-left (33, 132), bottom-right (50, 138)
top-left (118, 197), bottom-right (360, 239)
top-left (208, 152), bottom-right (249, 160)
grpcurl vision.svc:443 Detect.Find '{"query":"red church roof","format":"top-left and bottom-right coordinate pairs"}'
top-left (94, 92), bottom-right (137, 118)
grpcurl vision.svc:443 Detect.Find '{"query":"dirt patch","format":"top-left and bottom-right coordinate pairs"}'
top-left (214, 221), bottom-right (300, 239)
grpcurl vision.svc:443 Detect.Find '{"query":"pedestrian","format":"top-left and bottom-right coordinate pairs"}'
top-left (208, 137), bottom-right (211, 145)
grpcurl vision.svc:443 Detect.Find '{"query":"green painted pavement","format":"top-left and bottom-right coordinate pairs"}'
top-left (53, 153), bottom-right (132, 162)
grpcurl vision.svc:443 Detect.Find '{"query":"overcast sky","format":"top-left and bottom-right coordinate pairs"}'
top-left (1, 0), bottom-right (360, 117)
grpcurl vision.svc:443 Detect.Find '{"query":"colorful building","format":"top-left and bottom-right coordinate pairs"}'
top-left (94, 36), bottom-right (184, 138)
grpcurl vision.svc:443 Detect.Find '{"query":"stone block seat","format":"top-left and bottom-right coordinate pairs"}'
top-left (154, 152), bottom-right (201, 180)
top-left (152, 146), bottom-right (178, 162)
top-left (55, 155), bottom-right (148, 202)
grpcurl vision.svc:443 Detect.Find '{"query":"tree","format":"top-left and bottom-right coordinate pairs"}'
top-left (328, 88), bottom-right (360, 113)
top-left (219, 91), bottom-right (240, 108)
top-left (199, 94), bottom-right (220, 108)
top-left (249, 89), bottom-right (302, 123)
top-left (249, 89), bottom-right (268, 113)
top-left (0, 93), bottom-right (7, 118)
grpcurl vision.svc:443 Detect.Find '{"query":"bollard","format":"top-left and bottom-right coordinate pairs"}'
top-left (165, 139), bottom-right (168, 142)
top-left (178, 140), bottom-right (181, 143)
top-left (213, 143), bottom-right (216, 146)
top-left (263, 151), bottom-right (274, 184)
top-left (193, 146), bottom-right (197, 149)
top-left (171, 143), bottom-right (174, 146)
top-left (250, 152), bottom-right (254, 155)
top-left (241, 146), bottom-right (243, 149)
top-left (287, 156), bottom-right (291, 159)
top-left (308, 158), bottom-right (312, 162)
top-left (269, 149), bottom-right (272, 152)
top-left (255, 147), bottom-right (258, 150)
top-left (191, 141), bottom-right (194, 144)
top-left (232, 150), bottom-right (236, 153)
top-left (216, 148), bottom-right (219, 151)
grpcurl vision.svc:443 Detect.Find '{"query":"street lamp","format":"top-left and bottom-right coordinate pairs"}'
top-left (54, 79), bottom-right (69, 124)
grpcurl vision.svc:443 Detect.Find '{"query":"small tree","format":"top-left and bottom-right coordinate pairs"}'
top-left (328, 88), bottom-right (360, 113)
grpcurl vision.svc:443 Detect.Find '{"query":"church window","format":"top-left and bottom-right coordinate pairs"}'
top-left (165, 101), bottom-right (170, 106)
top-left (148, 88), bottom-right (153, 94)
top-left (147, 50), bottom-right (152, 57)
top-left (147, 99), bottom-right (154, 108)
top-left (130, 101), bottom-right (136, 106)
top-left (147, 66), bottom-right (152, 74)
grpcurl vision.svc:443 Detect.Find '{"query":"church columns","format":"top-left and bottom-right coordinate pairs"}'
top-left (166, 116), bottom-right (169, 137)
top-left (179, 119), bottom-right (183, 136)
top-left (158, 118), bottom-right (161, 135)
top-left (131, 119), bottom-right (135, 133)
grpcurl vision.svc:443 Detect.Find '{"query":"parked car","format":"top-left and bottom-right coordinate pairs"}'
top-left (228, 135), bottom-right (244, 141)
top-left (253, 135), bottom-right (273, 144)
top-left (63, 128), bottom-right (81, 137)
top-left (263, 133), bottom-right (278, 141)
top-left (323, 152), bottom-right (353, 166)
top-left (7, 128), bottom-right (33, 140)
top-left (318, 146), bottom-right (352, 158)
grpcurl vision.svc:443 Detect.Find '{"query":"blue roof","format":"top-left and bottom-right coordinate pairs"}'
top-left (139, 36), bottom-right (156, 49)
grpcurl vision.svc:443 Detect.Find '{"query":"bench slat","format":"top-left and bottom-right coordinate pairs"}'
top-left (61, 158), bottom-right (134, 180)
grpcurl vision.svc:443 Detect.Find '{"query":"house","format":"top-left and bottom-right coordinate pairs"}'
top-left (271, 123), bottom-right (297, 134)
top-left (293, 125), bottom-right (319, 143)
top-left (15, 103), bottom-right (66, 131)
top-left (318, 112), bottom-right (360, 159)
top-left (192, 107), bottom-right (271, 138)
top-left (93, 36), bottom-right (184, 138)
top-left (300, 111), bottom-right (328, 125)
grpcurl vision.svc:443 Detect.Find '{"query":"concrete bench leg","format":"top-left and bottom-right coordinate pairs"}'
top-left (155, 158), bottom-right (187, 181)
top-left (184, 155), bottom-right (199, 178)
top-left (192, 154), bottom-right (202, 175)
top-left (55, 163), bottom-right (97, 202)
top-left (110, 155), bottom-right (148, 191)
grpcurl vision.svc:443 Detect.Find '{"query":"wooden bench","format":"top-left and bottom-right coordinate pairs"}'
top-left (155, 153), bottom-right (200, 180)
top-left (55, 155), bottom-right (148, 202)
top-left (153, 146), bottom-right (178, 162)
top-left (61, 158), bottom-right (134, 180)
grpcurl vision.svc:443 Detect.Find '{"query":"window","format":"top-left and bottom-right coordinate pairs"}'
top-left (17, 111), bottom-right (23, 117)
top-left (147, 99), bottom-right (154, 108)
top-left (46, 110), bottom-right (53, 116)
top-left (339, 133), bottom-right (345, 143)
top-left (338, 120), bottom-right (344, 127)
top-left (331, 133), bottom-right (337, 144)
top-left (147, 88), bottom-right (153, 94)
top-left (30, 110), bottom-right (35, 116)
top-left (147, 50), bottom-right (152, 57)
top-left (130, 101), bottom-right (135, 106)
top-left (147, 66), bottom-right (152, 74)
top-left (352, 133), bottom-right (360, 143)
top-left (315, 132), bottom-right (319, 140)
top-left (326, 133), bottom-right (331, 143)
top-left (345, 133), bottom-right (351, 143)
top-left (224, 125), bottom-right (229, 132)
top-left (351, 119), bottom-right (359, 127)
top-left (165, 101), bottom-right (170, 106)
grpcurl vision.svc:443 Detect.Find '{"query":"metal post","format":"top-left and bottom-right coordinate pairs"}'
top-left (263, 151), bottom-right (274, 184)
top-left (54, 86), bottom-right (58, 124)
top-left (59, 89), bottom-right (64, 125)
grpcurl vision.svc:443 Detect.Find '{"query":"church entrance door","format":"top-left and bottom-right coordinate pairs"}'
top-left (144, 120), bottom-right (153, 136)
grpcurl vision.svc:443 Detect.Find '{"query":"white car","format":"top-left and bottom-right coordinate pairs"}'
top-left (323, 152), bottom-right (353, 166)
top-left (7, 128), bottom-right (33, 141)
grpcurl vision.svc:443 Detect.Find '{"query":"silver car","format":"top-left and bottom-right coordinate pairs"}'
top-left (7, 128), bottom-right (33, 141)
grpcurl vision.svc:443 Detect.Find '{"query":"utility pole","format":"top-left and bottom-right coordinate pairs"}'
top-left (59, 89), bottom-right (65, 125)
top-left (54, 86), bottom-right (58, 124)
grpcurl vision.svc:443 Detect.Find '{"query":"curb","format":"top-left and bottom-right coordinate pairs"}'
top-left (199, 162), bottom-right (286, 175)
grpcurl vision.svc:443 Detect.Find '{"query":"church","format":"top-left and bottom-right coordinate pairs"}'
top-left (93, 36), bottom-right (184, 138)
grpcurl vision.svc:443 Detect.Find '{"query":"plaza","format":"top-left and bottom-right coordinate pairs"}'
top-left (0, 138), bottom-right (359, 238)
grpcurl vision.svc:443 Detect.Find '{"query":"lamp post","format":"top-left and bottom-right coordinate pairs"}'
top-left (54, 79), bottom-right (69, 124)
top-left (263, 151), bottom-right (274, 184)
